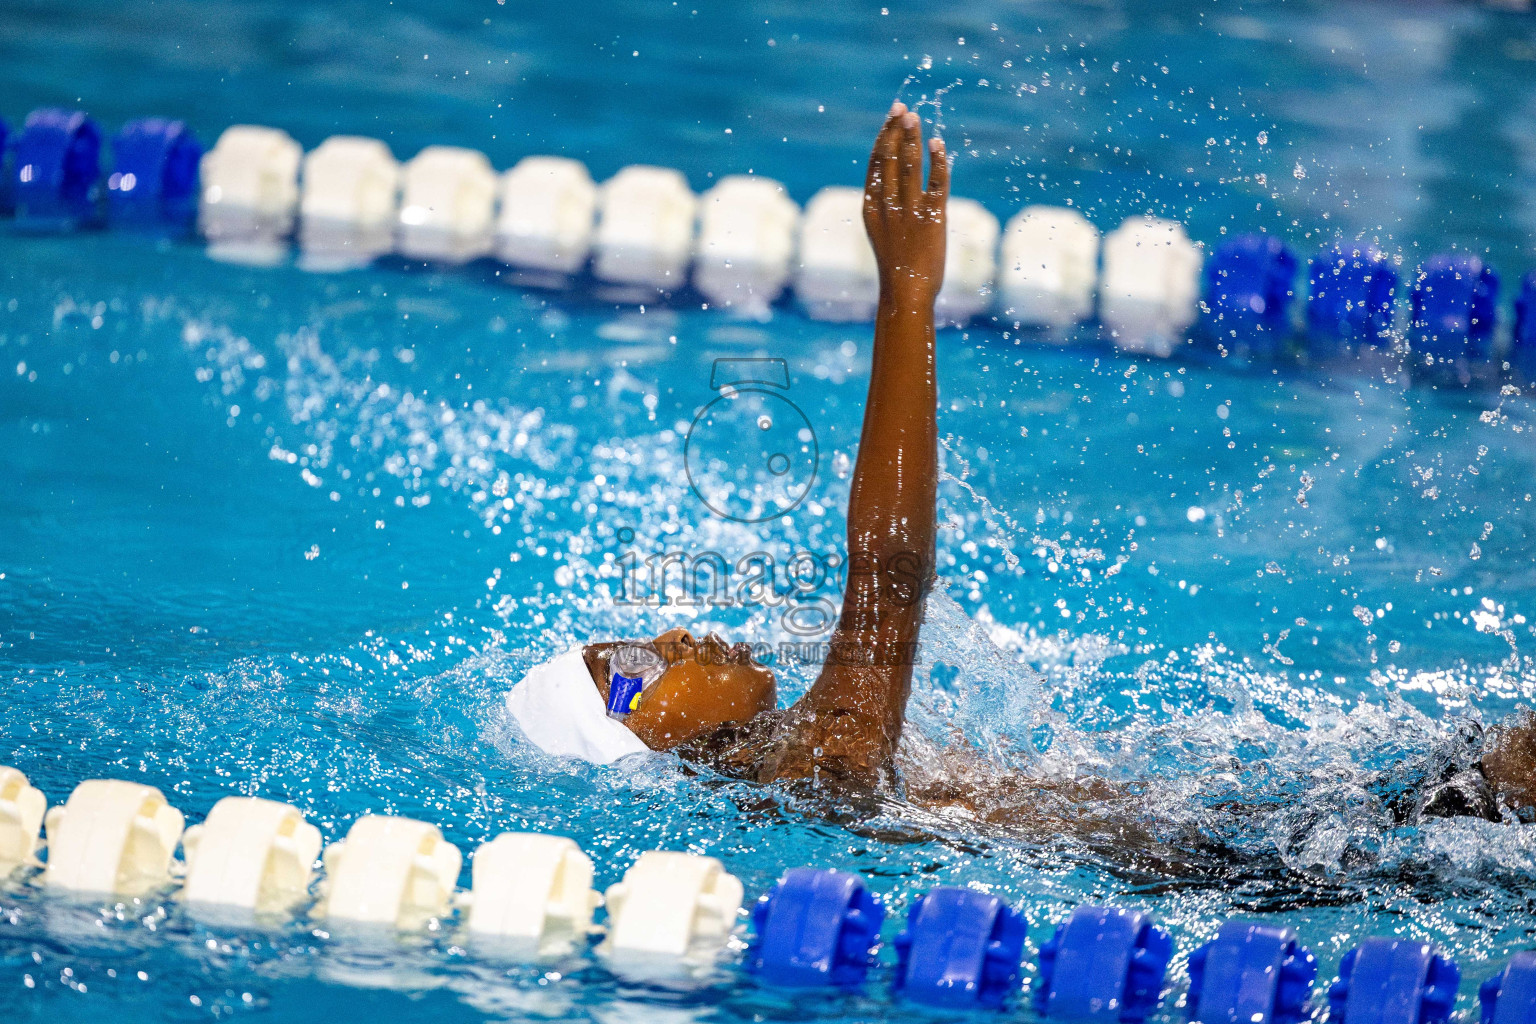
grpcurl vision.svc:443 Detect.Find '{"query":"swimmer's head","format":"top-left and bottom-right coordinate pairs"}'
top-left (1481, 708), bottom-right (1536, 819)
top-left (597, 628), bottom-right (777, 751)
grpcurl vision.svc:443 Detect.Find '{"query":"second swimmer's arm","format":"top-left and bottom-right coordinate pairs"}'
top-left (760, 103), bottom-right (948, 785)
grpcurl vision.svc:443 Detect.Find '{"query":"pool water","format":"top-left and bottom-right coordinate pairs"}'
top-left (5, 0), bottom-right (1536, 1020)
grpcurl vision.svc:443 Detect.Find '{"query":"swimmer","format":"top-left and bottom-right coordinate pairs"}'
top-left (506, 103), bottom-right (1536, 835)
top-left (509, 100), bottom-right (944, 790)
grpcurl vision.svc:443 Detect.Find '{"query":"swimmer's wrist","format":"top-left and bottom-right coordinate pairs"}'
top-left (879, 276), bottom-right (939, 313)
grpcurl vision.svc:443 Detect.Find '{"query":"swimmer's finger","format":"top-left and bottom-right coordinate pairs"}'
top-left (865, 102), bottom-right (904, 211)
top-left (924, 136), bottom-right (950, 214)
top-left (880, 105), bottom-right (905, 212)
top-left (862, 125), bottom-right (885, 197)
top-left (897, 110), bottom-right (923, 209)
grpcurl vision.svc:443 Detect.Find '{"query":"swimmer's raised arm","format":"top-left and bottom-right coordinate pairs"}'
top-left (758, 102), bottom-right (948, 786)
top-left (530, 105), bottom-right (947, 788)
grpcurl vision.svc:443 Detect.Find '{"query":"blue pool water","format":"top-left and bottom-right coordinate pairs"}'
top-left (5, 0), bottom-right (1536, 1019)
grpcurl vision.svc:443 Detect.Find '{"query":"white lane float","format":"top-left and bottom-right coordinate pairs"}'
top-left (935, 197), bottom-right (1000, 326)
top-left (997, 205), bottom-right (1101, 328)
top-left (320, 814), bottom-right (461, 929)
top-left (1099, 215), bottom-right (1203, 357)
top-left (299, 135), bottom-right (400, 270)
top-left (794, 186), bottom-right (879, 322)
top-left (43, 779), bottom-right (185, 896)
top-left (0, 767), bottom-right (46, 875)
top-left (495, 155), bottom-right (598, 278)
top-left (600, 851), bottom-right (743, 972)
top-left (396, 146), bottom-right (497, 264)
top-left (463, 832), bottom-right (601, 957)
top-left (181, 796), bottom-right (322, 917)
top-left (592, 165), bottom-right (698, 291)
top-left (693, 174), bottom-right (800, 312)
top-left (199, 125), bottom-right (302, 265)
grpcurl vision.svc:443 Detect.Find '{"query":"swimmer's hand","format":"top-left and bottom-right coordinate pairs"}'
top-left (863, 101), bottom-right (949, 308)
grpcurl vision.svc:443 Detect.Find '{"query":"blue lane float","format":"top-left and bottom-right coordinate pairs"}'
top-left (1409, 253), bottom-right (1499, 364)
top-left (747, 867), bottom-right (883, 988)
top-left (1200, 233), bottom-right (1299, 358)
top-left (1186, 920), bottom-right (1316, 1024)
top-left (11, 108), bottom-right (102, 229)
top-left (108, 117), bottom-right (202, 228)
top-left (1327, 937), bottom-right (1460, 1024)
top-left (1510, 272), bottom-right (1536, 388)
top-left (1481, 950), bottom-right (1536, 1024)
top-left (1035, 905), bottom-right (1172, 1022)
top-left (892, 886), bottom-right (1027, 1009)
top-left (1306, 242), bottom-right (1398, 353)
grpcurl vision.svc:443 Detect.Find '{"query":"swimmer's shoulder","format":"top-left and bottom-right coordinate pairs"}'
top-left (680, 705), bottom-right (901, 792)
top-left (675, 709), bottom-right (794, 780)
